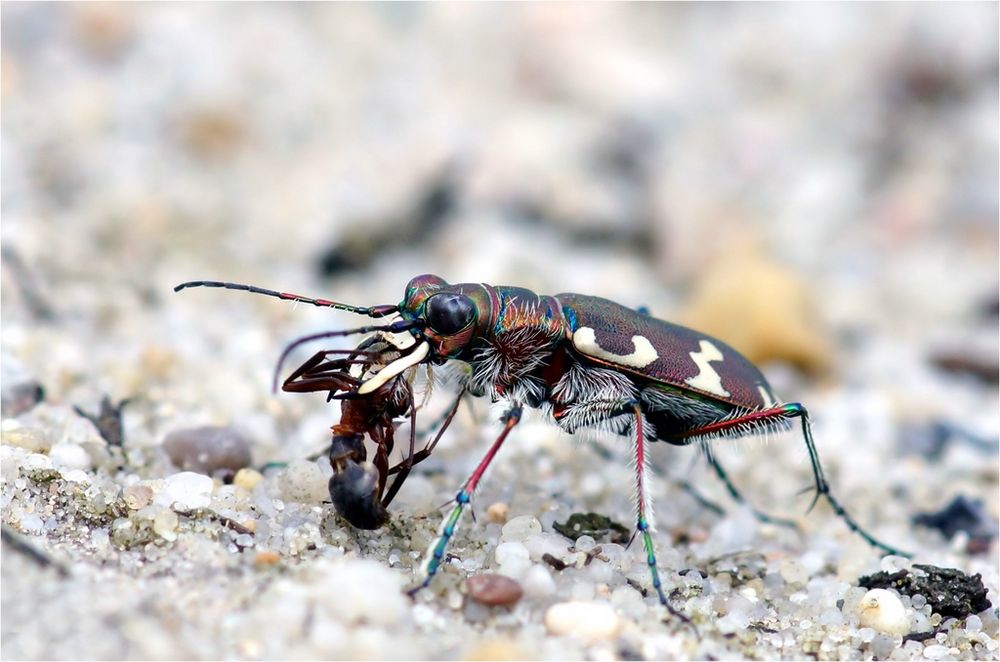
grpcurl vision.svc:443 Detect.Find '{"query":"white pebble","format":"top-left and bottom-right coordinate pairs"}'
top-left (278, 460), bottom-right (328, 503)
top-left (880, 555), bottom-right (911, 574)
top-left (22, 453), bottom-right (53, 471)
top-left (124, 484), bottom-right (154, 510)
top-left (19, 513), bottom-right (44, 534)
top-left (544, 601), bottom-right (621, 643)
top-left (522, 564), bottom-right (556, 599)
top-left (90, 527), bottom-right (110, 550)
top-left (856, 588), bottom-right (910, 635)
top-left (61, 469), bottom-right (91, 484)
top-left (965, 614), bottom-right (982, 632)
top-left (819, 608), bottom-right (844, 627)
top-left (314, 559), bottom-right (407, 626)
top-left (498, 555), bottom-right (532, 581)
top-left (164, 471), bottom-right (214, 510)
top-left (779, 559), bottom-right (809, 587)
top-left (152, 509), bottom-right (179, 541)
top-left (869, 633), bottom-right (896, 659)
top-left (48, 443), bottom-right (92, 471)
top-left (494, 541), bottom-right (529, 565)
top-left (2, 426), bottom-right (51, 452)
top-left (922, 644), bottom-right (951, 659)
top-left (574, 535), bottom-right (597, 552)
top-left (523, 533), bottom-right (569, 562)
top-left (501, 515), bottom-right (541, 542)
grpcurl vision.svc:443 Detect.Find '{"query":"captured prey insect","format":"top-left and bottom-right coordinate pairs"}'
top-left (174, 274), bottom-right (905, 619)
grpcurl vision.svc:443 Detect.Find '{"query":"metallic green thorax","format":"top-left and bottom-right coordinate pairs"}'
top-left (398, 275), bottom-right (567, 360)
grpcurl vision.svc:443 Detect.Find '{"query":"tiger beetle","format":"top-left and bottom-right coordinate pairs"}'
top-left (175, 274), bottom-right (906, 620)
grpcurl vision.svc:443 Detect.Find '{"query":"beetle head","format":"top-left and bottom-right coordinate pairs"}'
top-left (397, 274), bottom-right (484, 359)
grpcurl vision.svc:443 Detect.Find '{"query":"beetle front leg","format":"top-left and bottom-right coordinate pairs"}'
top-left (628, 402), bottom-right (692, 625)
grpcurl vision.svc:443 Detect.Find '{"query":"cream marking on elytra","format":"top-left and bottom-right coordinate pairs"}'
top-left (357, 342), bottom-right (429, 394)
top-left (685, 339), bottom-right (731, 397)
top-left (572, 327), bottom-right (658, 369)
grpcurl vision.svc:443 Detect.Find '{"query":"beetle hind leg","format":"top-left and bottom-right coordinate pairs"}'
top-left (701, 443), bottom-right (800, 530)
top-left (783, 403), bottom-right (910, 558)
top-left (669, 403), bottom-right (908, 558)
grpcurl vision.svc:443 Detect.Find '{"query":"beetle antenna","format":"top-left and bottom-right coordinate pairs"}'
top-left (174, 280), bottom-right (398, 318)
top-left (272, 319), bottom-right (426, 392)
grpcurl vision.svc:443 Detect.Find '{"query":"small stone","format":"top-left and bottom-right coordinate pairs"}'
top-left (819, 608), bottom-right (843, 626)
top-left (544, 601), bottom-right (621, 643)
top-left (1, 354), bottom-right (44, 416)
top-left (680, 247), bottom-right (832, 374)
top-left (857, 588), bottom-right (911, 635)
top-left (500, 515), bottom-right (541, 542)
top-left (922, 644), bottom-right (951, 659)
top-left (522, 564), bottom-right (557, 599)
top-left (233, 468), bottom-right (263, 491)
top-left (278, 460), bottom-right (328, 503)
top-left (780, 559), bottom-right (809, 587)
top-left (152, 509), bottom-right (179, 541)
top-left (486, 502), bottom-right (509, 524)
top-left (49, 443), bottom-right (92, 471)
top-left (466, 573), bottom-right (523, 606)
top-left (965, 614), bottom-right (982, 632)
top-left (1, 425), bottom-right (51, 452)
top-left (162, 426), bottom-right (252, 475)
top-left (123, 484), bottom-right (154, 510)
top-left (869, 633), bottom-right (897, 659)
top-left (19, 513), bottom-right (44, 534)
top-left (163, 471), bottom-right (214, 510)
top-left (255, 550), bottom-right (281, 566)
top-left (494, 541), bottom-right (529, 566)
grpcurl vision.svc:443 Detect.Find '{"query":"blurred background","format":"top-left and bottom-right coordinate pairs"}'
top-left (3, 0), bottom-right (996, 460)
top-left (1, 3), bottom-right (997, 658)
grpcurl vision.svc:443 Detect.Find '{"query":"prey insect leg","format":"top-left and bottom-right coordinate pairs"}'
top-left (383, 387), bottom-right (466, 507)
top-left (409, 404), bottom-right (522, 597)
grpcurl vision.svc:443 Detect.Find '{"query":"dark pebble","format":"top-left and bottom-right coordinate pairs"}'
top-left (162, 425), bottom-right (252, 475)
top-left (1, 380), bottom-right (45, 417)
top-left (466, 573), bottom-right (523, 606)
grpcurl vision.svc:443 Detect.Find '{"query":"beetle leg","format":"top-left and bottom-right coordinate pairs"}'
top-left (628, 402), bottom-right (692, 625)
top-left (701, 444), bottom-right (799, 530)
top-left (669, 403), bottom-right (909, 557)
top-left (408, 404), bottom-right (522, 597)
top-left (784, 403), bottom-right (910, 557)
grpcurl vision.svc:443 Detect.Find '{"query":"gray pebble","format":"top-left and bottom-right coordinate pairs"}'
top-left (162, 426), bottom-right (252, 476)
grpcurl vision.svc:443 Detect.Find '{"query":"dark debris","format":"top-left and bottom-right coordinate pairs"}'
top-left (74, 395), bottom-right (129, 448)
top-left (859, 564), bottom-right (993, 619)
top-left (553, 512), bottom-right (630, 544)
top-left (913, 494), bottom-right (999, 552)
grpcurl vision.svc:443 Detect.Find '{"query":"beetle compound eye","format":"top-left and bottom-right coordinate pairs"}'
top-left (425, 293), bottom-right (476, 335)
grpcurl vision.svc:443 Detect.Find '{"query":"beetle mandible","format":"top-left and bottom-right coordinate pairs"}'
top-left (175, 274), bottom-right (905, 618)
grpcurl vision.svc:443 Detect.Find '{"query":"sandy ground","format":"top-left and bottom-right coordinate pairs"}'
top-left (2, 4), bottom-right (998, 660)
